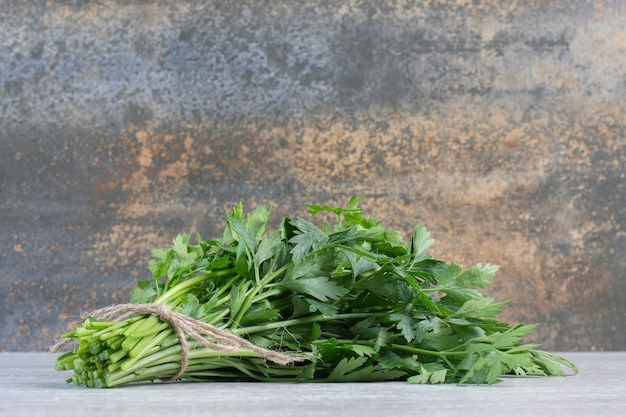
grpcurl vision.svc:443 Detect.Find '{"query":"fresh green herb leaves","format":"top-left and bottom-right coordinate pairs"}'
top-left (54, 196), bottom-right (577, 387)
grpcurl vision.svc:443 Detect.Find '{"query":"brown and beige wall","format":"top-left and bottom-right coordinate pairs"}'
top-left (1, 0), bottom-right (624, 351)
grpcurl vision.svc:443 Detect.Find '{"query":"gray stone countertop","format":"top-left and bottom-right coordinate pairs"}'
top-left (1, 352), bottom-right (624, 417)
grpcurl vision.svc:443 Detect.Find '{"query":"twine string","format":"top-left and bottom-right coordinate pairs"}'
top-left (50, 303), bottom-right (304, 381)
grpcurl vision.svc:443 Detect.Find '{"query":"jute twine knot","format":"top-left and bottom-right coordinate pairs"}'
top-left (50, 303), bottom-right (305, 381)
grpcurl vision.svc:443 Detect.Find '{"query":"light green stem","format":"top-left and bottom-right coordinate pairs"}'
top-left (155, 268), bottom-right (237, 304)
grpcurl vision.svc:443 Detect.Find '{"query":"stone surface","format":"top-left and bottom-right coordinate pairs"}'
top-left (1, 352), bottom-right (625, 417)
top-left (1, 1), bottom-right (625, 351)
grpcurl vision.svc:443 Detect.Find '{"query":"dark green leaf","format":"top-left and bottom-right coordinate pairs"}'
top-left (306, 298), bottom-right (339, 316)
top-left (234, 240), bottom-right (252, 276)
top-left (229, 281), bottom-right (250, 323)
top-left (255, 232), bottom-right (282, 267)
top-left (390, 307), bottom-right (416, 342)
top-left (353, 271), bottom-right (398, 300)
top-left (227, 215), bottom-right (257, 253)
top-left (238, 305), bottom-right (281, 326)
top-left (179, 294), bottom-right (205, 319)
top-left (306, 195), bottom-right (364, 222)
top-left (243, 204), bottom-right (270, 239)
top-left (171, 234), bottom-right (197, 267)
top-left (208, 254), bottom-right (231, 270)
top-left (130, 280), bottom-right (159, 304)
top-left (326, 357), bottom-right (405, 382)
top-left (281, 277), bottom-right (349, 302)
top-left (453, 297), bottom-right (509, 319)
top-left (407, 362), bottom-right (448, 384)
top-left (377, 349), bottom-right (405, 369)
top-left (341, 344), bottom-right (377, 357)
top-left (339, 247), bottom-right (379, 280)
top-left (289, 218), bottom-right (329, 264)
top-left (457, 263), bottom-right (499, 288)
top-left (414, 316), bottom-right (441, 342)
top-left (408, 224), bottom-right (435, 262)
top-left (374, 328), bottom-right (391, 351)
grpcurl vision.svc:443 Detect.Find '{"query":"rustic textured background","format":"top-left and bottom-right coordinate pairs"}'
top-left (1, 0), bottom-right (624, 352)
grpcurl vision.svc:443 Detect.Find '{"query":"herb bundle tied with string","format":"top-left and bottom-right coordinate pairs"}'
top-left (52, 196), bottom-right (577, 387)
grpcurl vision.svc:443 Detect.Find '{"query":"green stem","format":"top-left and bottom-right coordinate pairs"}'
top-left (231, 262), bottom-right (292, 328)
top-left (388, 343), bottom-right (465, 358)
top-left (315, 338), bottom-right (466, 359)
top-left (200, 307), bottom-right (231, 325)
top-left (251, 288), bottom-right (285, 304)
top-left (106, 342), bottom-right (283, 387)
top-left (232, 312), bottom-right (389, 336)
top-left (213, 275), bottom-right (241, 301)
top-left (155, 268), bottom-right (237, 304)
top-left (123, 329), bottom-right (174, 369)
top-left (94, 317), bottom-right (142, 340)
top-left (124, 315), bottom-right (160, 337)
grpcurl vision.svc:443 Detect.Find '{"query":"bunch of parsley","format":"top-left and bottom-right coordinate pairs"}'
top-left (54, 196), bottom-right (577, 387)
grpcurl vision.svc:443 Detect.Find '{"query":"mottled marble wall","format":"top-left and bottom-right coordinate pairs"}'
top-left (1, 0), bottom-right (624, 351)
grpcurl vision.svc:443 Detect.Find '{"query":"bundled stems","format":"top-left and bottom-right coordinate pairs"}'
top-left (52, 197), bottom-right (577, 387)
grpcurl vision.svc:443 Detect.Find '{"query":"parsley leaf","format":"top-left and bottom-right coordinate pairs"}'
top-left (288, 217), bottom-right (329, 264)
top-left (281, 276), bottom-right (349, 302)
